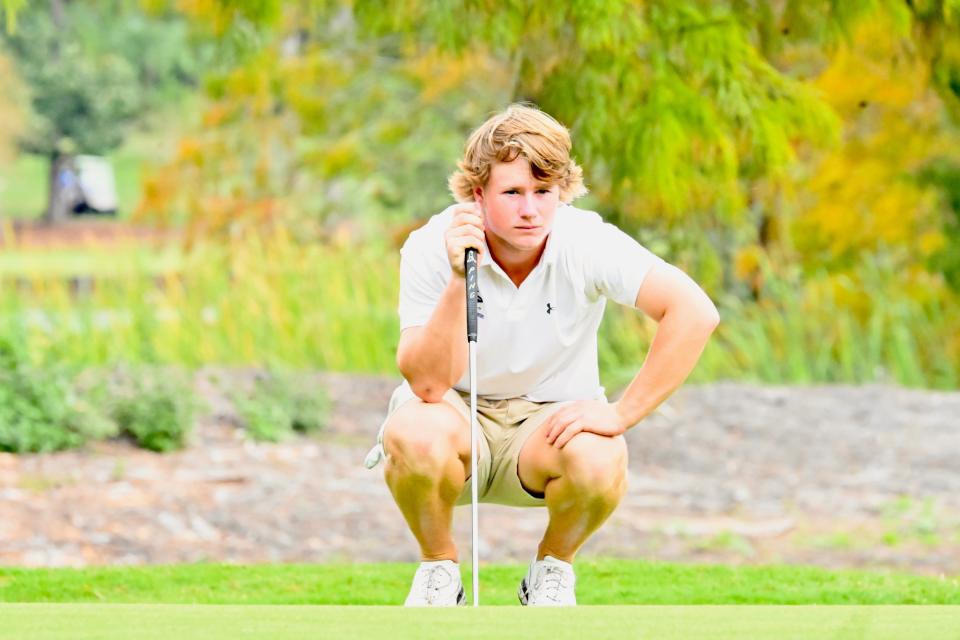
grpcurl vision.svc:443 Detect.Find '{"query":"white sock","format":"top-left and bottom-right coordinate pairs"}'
top-left (421, 559), bottom-right (458, 567)
top-left (536, 555), bottom-right (572, 569)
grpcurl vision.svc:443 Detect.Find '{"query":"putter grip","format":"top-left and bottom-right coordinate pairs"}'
top-left (465, 248), bottom-right (478, 343)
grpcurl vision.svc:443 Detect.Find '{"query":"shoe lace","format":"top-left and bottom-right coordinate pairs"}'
top-left (419, 564), bottom-right (453, 604)
top-left (535, 565), bottom-right (570, 602)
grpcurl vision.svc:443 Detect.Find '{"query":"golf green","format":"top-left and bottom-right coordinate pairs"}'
top-left (1, 604), bottom-right (958, 639)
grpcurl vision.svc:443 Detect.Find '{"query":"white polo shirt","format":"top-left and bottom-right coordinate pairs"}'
top-left (398, 203), bottom-right (664, 402)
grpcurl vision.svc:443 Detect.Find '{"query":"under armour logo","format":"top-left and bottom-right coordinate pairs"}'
top-left (546, 303), bottom-right (555, 314)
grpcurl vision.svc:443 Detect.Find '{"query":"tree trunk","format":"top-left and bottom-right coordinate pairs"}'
top-left (44, 152), bottom-right (79, 224)
top-left (42, 0), bottom-right (74, 224)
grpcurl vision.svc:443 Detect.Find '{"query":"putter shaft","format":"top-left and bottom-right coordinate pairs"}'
top-left (464, 247), bottom-right (480, 607)
top-left (469, 341), bottom-right (479, 607)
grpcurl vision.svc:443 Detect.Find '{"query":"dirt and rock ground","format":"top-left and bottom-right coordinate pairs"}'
top-left (1, 371), bottom-right (958, 577)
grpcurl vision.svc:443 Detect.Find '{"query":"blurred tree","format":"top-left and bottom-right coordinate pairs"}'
top-left (146, 1), bottom-right (960, 292)
top-left (153, 3), bottom-right (924, 262)
top-left (1, 0), bottom-right (26, 32)
top-left (0, 52), bottom-right (27, 165)
top-left (141, 1), bottom-right (841, 246)
top-left (790, 17), bottom-right (951, 270)
top-left (905, 0), bottom-right (960, 123)
top-left (139, 5), bottom-right (513, 245)
top-left (194, 0), bottom-right (855, 229)
top-left (1, 0), bottom-right (210, 221)
top-left (726, 9), bottom-right (960, 304)
top-left (919, 159), bottom-right (960, 293)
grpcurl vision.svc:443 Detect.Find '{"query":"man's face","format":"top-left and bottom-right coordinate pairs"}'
top-left (474, 156), bottom-right (560, 255)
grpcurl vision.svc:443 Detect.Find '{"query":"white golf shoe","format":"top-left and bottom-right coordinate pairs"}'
top-left (404, 560), bottom-right (466, 606)
top-left (518, 555), bottom-right (577, 606)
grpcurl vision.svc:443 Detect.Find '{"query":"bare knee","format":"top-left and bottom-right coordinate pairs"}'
top-left (383, 400), bottom-right (466, 479)
top-left (559, 433), bottom-right (628, 498)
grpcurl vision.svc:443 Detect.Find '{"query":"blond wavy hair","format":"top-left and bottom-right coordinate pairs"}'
top-left (448, 103), bottom-right (587, 204)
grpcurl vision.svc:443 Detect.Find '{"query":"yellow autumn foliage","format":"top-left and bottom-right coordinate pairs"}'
top-left (176, 137), bottom-right (204, 166)
top-left (402, 46), bottom-right (504, 105)
top-left (733, 244), bottom-right (763, 281)
top-left (790, 16), bottom-right (957, 271)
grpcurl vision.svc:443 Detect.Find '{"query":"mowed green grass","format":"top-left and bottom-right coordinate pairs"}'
top-left (1, 562), bottom-right (959, 639)
top-left (1, 604), bottom-right (959, 640)
top-left (1, 560), bottom-right (958, 605)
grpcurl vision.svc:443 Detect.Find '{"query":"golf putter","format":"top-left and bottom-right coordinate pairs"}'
top-left (465, 247), bottom-right (480, 607)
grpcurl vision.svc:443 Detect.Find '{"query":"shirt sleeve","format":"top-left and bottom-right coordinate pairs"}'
top-left (584, 221), bottom-right (664, 307)
top-left (397, 231), bottom-right (450, 331)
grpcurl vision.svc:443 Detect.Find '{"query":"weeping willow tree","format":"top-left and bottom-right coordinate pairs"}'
top-left (142, 0), bottom-right (956, 289)
top-left (161, 1), bottom-right (953, 211)
top-left (137, 1), bottom-right (957, 279)
top-left (163, 0), bottom-right (844, 225)
top-left (10, 0), bottom-right (958, 233)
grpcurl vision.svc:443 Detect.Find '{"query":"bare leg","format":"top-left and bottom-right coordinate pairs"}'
top-left (383, 400), bottom-right (471, 562)
top-left (519, 429), bottom-right (628, 563)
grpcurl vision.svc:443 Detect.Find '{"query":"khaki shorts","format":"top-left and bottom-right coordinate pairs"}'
top-left (379, 383), bottom-right (578, 507)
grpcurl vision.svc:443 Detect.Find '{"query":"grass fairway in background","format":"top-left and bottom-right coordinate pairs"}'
top-left (0, 99), bottom-right (195, 220)
top-left (0, 151), bottom-right (143, 220)
top-left (1, 604), bottom-right (958, 640)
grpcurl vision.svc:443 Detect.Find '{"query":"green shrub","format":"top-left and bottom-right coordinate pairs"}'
top-left (104, 366), bottom-right (201, 452)
top-left (0, 340), bottom-right (116, 453)
top-left (232, 370), bottom-right (329, 442)
top-left (0, 375), bottom-right (116, 453)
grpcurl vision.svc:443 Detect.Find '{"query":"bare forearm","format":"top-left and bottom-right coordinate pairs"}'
top-left (398, 275), bottom-right (469, 402)
top-left (615, 310), bottom-right (719, 428)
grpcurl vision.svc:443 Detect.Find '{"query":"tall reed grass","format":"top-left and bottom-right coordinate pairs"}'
top-left (599, 256), bottom-right (960, 392)
top-left (1, 233), bottom-right (956, 391)
top-left (0, 229), bottom-right (400, 372)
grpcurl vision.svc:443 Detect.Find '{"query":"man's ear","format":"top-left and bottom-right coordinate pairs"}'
top-left (473, 186), bottom-right (484, 205)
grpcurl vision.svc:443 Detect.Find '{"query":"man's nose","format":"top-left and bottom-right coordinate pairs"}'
top-left (520, 193), bottom-right (537, 215)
